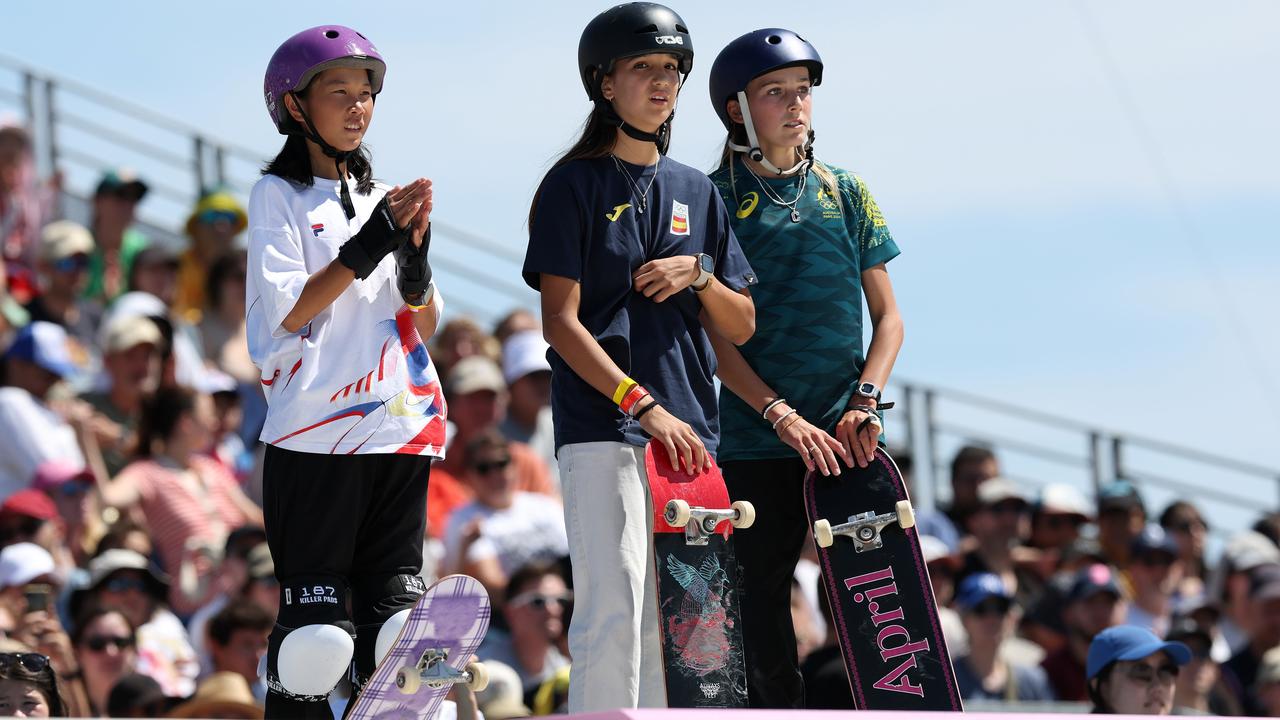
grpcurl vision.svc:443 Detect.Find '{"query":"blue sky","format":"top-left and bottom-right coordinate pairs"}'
top-left (5, 1), bottom-right (1279, 477)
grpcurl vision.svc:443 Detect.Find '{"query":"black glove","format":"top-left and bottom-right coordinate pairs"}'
top-left (394, 224), bottom-right (433, 303)
top-left (337, 196), bottom-right (408, 279)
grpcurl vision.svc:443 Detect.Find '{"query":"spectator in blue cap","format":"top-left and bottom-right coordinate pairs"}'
top-left (0, 322), bottom-right (89, 499)
top-left (953, 572), bottom-right (1053, 702)
top-left (1086, 624), bottom-right (1190, 714)
top-left (1125, 525), bottom-right (1183, 637)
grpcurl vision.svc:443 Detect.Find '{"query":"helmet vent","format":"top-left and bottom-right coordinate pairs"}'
top-left (767, 35), bottom-right (782, 45)
top-left (635, 24), bottom-right (659, 34)
top-left (675, 24), bottom-right (688, 33)
top-left (324, 30), bottom-right (340, 39)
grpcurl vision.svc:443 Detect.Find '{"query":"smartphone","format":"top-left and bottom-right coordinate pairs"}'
top-left (24, 584), bottom-right (51, 613)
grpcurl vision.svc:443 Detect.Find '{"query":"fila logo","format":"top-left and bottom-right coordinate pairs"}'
top-left (655, 35), bottom-right (684, 45)
top-left (605, 203), bottom-right (631, 222)
top-left (311, 223), bottom-right (324, 237)
top-left (670, 200), bottom-right (690, 236)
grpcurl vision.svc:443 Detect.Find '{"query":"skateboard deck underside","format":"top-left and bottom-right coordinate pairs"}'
top-left (804, 450), bottom-right (962, 712)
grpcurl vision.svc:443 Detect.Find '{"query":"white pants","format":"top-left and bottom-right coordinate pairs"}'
top-left (559, 441), bottom-right (665, 711)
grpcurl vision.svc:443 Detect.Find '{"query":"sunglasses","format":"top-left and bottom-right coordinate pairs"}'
top-left (197, 210), bottom-right (241, 226)
top-left (84, 635), bottom-right (134, 652)
top-left (53, 254), bottom-right (91, 273)
top-left (989, 501), bottom-right (1028, 516)
top-left (511, 591), bottom-right (573, 611)
top-left (1043, 514), bottom-right (1087, 529)
top-left (1169, 520), bottom-right (1208, 534)
top-left (968, 599), bottom-right (1011, 618)
top-left (471, 458), bottom-right (511, 475)
top-left (0, 653), bottom-right (51, 673)
top-left (102, 577), bottom-right (149, 594)
top-left (1123, 662), bottom-right (1179, 687)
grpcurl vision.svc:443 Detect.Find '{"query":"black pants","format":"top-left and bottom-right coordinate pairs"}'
top-left (262, 445), bottom-right (431, 719)
top-left (723, 457), bottom-right (811, 709)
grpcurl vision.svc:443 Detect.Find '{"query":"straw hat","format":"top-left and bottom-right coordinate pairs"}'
top-left (165, 672), bottom-right (263, 719)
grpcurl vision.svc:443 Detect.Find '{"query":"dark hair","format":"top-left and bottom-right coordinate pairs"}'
top-left (261, 81), bottom-right (375, 196)
top-left (527, 105), bottom-right (617, 229)
top-left (93, 520), bottom-right (152, 558)
top-left (71, 604), bottom-right (136, 648)
top-left (505, 558), bottom-right (567, 606)
top-left (1087, 662), bottom-right (1116, 713)
top-left (951, 445), bottom-right (996, 480)
top-left (207, 600), bottom-right (273, 647)
top-left (205, 252), bottom-right (247, 312)
top-left (134, 386), bottom-right (198, 458)
top-left (0, 653), bottom-right (67, 716)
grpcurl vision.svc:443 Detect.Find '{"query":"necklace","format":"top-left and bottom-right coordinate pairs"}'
top-left (610, 154), bottom-right (660, 215)
top-left (744, 160), bottom-right (806, 223)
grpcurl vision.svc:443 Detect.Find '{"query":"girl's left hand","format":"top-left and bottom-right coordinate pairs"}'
top-left (835, 407), bottom-right (881, 469)
top-left (633, 255), bottom-right (699, 302)
top-left (408, 179), bottom-right (433, 248)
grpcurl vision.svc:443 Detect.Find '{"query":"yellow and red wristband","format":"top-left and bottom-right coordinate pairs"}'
top-left (613, 377), bottom-right (651, 416)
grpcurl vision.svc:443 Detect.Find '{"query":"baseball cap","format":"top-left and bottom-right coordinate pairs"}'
top-left (39, 220), bottom-right (94, 262)
top-left (1037, 483), bottom-right (1093, 519)
top-left (245, 543), bottom-right (274, 581)
top-left (474, 660), bottom-right (533, 719)
top-left (0, 542), bottom-right (56, 589)
top-left (920, 534), bottom-right (957, 568)
top-left (955, 572), bottom-right (1014, 611)
top-left (101, 314), bottom-right (163, 354)
top-left (1067, 563), bottom-right (1123, 604)
top-left (94, 168), bottom-right (148, 201)
top-left (84, 549), bottom-right (169, 598)
top-left (3, 321), bottom-right (80, 378)
top-left (501, 330), bottom-right (551, 385)
top-left (447, 356), bottom-right (505, 396)
top-left (976, 476), bottom-right (1028, 506)
top-left (186, 188), bottom-right (247, 238)
top-left (1132, 524), bottom-right (1179, 557)
top-left (1222, 531), bottom-right (1280, 573)
top-left (0, 489), bottom-right (59, 522)
top-left (1098, 480), bottom-right (1145, 514)
top-left (1086, 625), bottom-right (1191, 679)
top-left (1164, 617), bottom-right (1211, 658)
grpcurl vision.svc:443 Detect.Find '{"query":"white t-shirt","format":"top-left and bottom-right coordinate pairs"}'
top-left (442, 493), bottom-right (568, 575)
top-left (246, 174), bottom-right (447, 456)
top-left (0, 387), bottom-right (84, 500)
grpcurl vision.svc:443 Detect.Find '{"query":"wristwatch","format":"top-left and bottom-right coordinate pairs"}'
top-left (854, 382), bottom-right (881, 403)
top-left (692, 253), bottom-right (714, 292)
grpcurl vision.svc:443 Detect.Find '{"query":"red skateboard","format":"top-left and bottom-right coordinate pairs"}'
top-left (645, 441), bottom-right (754, 707)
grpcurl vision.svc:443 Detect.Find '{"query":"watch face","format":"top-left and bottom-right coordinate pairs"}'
top-left (699, 254), bottom-right (715, 274)
top-left (858, 382), bottom-right (878, 397)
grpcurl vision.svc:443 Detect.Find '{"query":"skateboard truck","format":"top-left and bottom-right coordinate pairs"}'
top-left (395, 647), bottom-right (489, 694)
top-left (813, 500), bottom-right (915, 552)
top-left (664, 499), bottom-right (756, 546)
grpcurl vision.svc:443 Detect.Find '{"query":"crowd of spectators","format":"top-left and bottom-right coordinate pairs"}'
top-left (3, 116), bottom-right (1280, 718)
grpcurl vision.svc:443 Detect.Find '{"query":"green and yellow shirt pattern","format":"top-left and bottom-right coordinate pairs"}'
top-left (709, 157), bottom-right (899, 462)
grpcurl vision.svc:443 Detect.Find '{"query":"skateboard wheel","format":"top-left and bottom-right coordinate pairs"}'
top-left (814, 519), bottom-right (834, 548)
top-left (730, 500), bottom-right (756, 529)
top-left (665, 499), bottom-right (692, 528)
top-left (896, 500), bottom-right (915, 529)
top-left (465, 660), bottom-right (489, 692)
top-left (396, 667), bottom-right (421, 694)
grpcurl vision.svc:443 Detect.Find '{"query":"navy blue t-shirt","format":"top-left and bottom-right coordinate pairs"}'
top-left (522, 155), bottom-right (756, 457)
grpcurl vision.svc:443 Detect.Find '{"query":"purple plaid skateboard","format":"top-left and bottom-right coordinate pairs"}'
top-left (804, 448), bottom-right (962, 711)
top-left (347, 574), bottom-right (491, 720)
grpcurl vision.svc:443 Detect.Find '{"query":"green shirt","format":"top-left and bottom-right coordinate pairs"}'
top-left (709, 158), bottom-right (899, 462)
top-left (83, 227), bottom-right (148, 302)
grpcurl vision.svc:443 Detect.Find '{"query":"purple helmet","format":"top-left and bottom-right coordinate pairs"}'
top-left (263, 25), bottom-right (386, 134)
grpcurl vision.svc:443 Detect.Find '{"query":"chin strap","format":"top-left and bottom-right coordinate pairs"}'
top-left (288, 92), bottom-right (358, 220)
top-left (598, 100), bottom-right (673, 155)
top-left (728, 89), bottom-right (815, 176)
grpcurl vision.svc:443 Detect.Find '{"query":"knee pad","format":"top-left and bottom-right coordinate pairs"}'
top-left (268, 575), bottom-right (354, 700)
top-left (352, 574), bottom-right (427, 677)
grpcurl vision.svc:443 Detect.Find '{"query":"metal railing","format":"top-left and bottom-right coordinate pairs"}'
top-left (3, 53), bottom-right (1276, 525)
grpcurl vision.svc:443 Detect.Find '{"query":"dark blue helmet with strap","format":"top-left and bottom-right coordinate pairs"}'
top-left (709, 28), bottom-right (822, 174)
